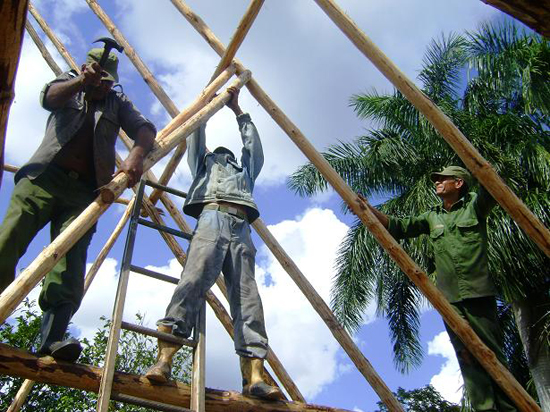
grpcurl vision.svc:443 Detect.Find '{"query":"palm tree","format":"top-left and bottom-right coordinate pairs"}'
top-left (288, 21), bottom-right (549, 408)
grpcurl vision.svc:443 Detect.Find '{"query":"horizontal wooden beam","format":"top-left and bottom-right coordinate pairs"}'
top-left (0, 343), bottom-right (353, 412)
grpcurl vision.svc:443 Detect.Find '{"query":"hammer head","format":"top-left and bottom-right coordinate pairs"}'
top-left (93, 37), bottom-right (124, 53)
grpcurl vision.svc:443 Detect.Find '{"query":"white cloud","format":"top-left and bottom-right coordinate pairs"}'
top-left (427, 331), bottom-right (463, 404)
top-left (353, 408), bottom-right (365, 412)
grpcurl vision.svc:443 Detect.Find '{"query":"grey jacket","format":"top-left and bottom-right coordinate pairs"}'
top-left (183, 113), bottom-right (263, 222)
top-left (16, 70), bottom-right (156, 188)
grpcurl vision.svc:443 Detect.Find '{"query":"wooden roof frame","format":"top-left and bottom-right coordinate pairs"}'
top-left (1, 1), bottom-right (548, 411)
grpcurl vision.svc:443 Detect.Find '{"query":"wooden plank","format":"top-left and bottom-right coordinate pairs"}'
top-left (314, 0), bottom-right (550, 258)
top-left (208, 0), bottom-right (264, 83)
top-left (0, 0), bottom-right (28, 190)
top-left (0, 343), bottom-right (354, 412)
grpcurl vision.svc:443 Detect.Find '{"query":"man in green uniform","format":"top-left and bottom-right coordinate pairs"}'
top-left (0, 48), bottom-right (156, 362)
top-left (365, 166), bottom-right (517, 411)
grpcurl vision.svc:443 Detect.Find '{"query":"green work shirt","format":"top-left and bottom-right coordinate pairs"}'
top-left (387, 189), bottom-right (497, 303)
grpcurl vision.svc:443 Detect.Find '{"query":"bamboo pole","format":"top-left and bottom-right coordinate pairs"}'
top-left (84, 0), bottom-right (179, 117)
top-left (208, 0), bottom-right (264, 83)
top-left (148, 64), bottom-right (237, 204)
top-left (25, 19), bottom-right (61, 75)
top-left (0, 74), bottom-right (249, 325)
top-left (0, 0), bottom-right (28, 190)
top-left (0, 343), bottom-right (352, 412)
top-left (314, 0), bottom-right (550, 258)
top-left (28, 2), bottom-right (77, 71)
top-left (170, 2), bottom-right (540, 411)
top-left (6, 378), bottom-right (34, 412)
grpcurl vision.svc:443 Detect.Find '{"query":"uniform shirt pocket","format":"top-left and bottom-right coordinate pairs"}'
top-left (456, 218), bottom-right (481, 243)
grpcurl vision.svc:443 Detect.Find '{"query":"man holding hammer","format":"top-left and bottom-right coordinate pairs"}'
top-left (0, 40), bottom-right (156, 362)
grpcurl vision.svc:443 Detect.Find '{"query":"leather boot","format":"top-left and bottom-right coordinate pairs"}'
top-left (240, 357), bottom-right (284, 401)
top-left (144, 325), bottom-right (182, 383)
top-left (38, 303), bottom-right (82, 362)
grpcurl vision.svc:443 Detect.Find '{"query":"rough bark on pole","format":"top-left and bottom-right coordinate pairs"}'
top-left (0, 75), bottom-right (248, 325)
top-left (25, 19), bottom-right (61, 75)
top-left (85, 0), bottom-right (179, 118)
top-left (148, 64), bottom-right (237, 204)
top-left (481, 0), bottom-right (550, 38)
top-left (0, 0), bottom-right (28, 190)
top-left (0, 344), bottom-right (352, 412)
top-left (28, 2), bottom-right (78, 71)
top-left (208, 0), bottom-right (264, 83)
top-left (314, 0), bottom-right (550, 258)
top-left (6, 378), bottom-right (34, 412)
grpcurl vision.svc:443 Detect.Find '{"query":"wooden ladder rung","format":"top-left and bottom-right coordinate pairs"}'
top-left (120, 321), bottom-right (197, 348)
top-left (112, 393), bottom-right (193, 412)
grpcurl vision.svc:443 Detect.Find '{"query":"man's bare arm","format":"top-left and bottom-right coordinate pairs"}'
top-left (44, 62), bottom-right (103, 109)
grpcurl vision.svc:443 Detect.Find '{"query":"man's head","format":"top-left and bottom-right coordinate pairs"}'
top-left (213, 146), bottom-right (236, 160)
top-left (82, 48), bottom-right (119, 100)
top-left (430, 166), bottom-right (472, 199)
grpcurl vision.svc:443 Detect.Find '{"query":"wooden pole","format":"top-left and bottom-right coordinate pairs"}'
top-left (28, 2), bottom-right (77, 71)
top-left (0, 75), bottom-right (248, 325)
top-left (208, 0), bottom-right (264, 83)
top-left (84, 0), bottom-right (179, 117)
top-left (3, 163), bottom-right (19, 174)
top-left (25, 19), bottom-right (61, 75)
top-left (84, 198), bottom-right (134, 294)
top-left (6, 378), bottom-right (34, 412)
top-left (148, 64), bottom-right (237, 204)
top-left (0, 343), bottom-right (352, 412)
top-left (0, 0), bottom-right (28, 190)
top-left (314, 0), bottom-right (550, 258)
top-left (480, 0), bottom-right (550, 38)
top-left (170, 2), bottom-right (540, 410)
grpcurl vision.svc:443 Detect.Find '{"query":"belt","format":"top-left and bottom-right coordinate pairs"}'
top-left (203, 203), bottom-right (248, 221)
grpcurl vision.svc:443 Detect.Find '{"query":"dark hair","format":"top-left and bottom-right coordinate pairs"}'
top-left (213, 146), bottom-right (235, 159)
top-left (457, 179), bottom-right (469, 198)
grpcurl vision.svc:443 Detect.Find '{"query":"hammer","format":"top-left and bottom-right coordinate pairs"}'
top-left (93, 37), bottom-right (124, 70)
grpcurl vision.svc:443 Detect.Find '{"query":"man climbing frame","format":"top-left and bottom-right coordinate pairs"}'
top-left (364, 166), bottom-right (517, 412)
top-left (145, 86), bottom-right (284, 401)
top-left (0, 45), bottom-right (156, 362)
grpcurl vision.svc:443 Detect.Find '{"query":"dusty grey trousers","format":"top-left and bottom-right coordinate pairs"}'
top-left (158, 209), bottom-right (268, 358)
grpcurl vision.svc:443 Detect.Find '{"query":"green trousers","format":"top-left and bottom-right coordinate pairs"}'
top-left (445, 297), bottom-right (517, 412)
top-left (0, 165), bottom-right (96, 312)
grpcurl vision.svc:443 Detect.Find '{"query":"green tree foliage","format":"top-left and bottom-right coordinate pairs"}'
top-left (374, 385), bottom-right (462, 412)
top-left (288, 20), bottom-right (549, 396)
top-left (0, 300), bottom-right (192, 411)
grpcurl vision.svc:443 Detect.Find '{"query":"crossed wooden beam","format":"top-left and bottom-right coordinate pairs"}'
top-left (0, 1), bottom-right (547, 412)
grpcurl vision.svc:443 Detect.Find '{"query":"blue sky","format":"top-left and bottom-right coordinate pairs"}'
top-left (1, 1), bottom-right (510, 410)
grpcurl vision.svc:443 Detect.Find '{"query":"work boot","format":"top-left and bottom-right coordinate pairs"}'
top-left (240, 357), bottom-right (284, 401)
top-left (144, 325), bottom-right (182, 383)
top-left (37, 303), bottom-right (82, 362)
